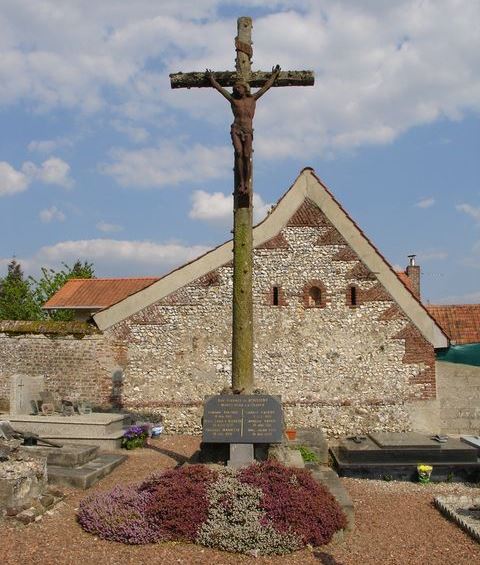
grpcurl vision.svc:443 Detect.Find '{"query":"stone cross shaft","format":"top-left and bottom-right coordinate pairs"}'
top-left (170, 17), bottom-right (314, 393)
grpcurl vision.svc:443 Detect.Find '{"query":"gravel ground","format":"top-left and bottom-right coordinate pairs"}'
top-left (3, 435), bottom-right (480, 565)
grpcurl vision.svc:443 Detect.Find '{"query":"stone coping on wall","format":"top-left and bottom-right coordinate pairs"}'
top-left (0, 320), bottom-right (101, 336)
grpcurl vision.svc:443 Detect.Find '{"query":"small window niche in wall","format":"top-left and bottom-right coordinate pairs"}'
top-left (347, 285), bottom-right (359, 307)
top-left (303, 281), bottom-right (327, 308)
top-left (269, 285), bottom-right (286, 306)
top-left (309, 286), bottom-right (322, 306)
top-left (273, 286), bottom-right (280, 306)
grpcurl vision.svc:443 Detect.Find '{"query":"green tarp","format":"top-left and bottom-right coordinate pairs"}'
top-left (436, 343), bottom-right (480, 367)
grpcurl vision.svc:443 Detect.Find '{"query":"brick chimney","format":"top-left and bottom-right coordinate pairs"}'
top-left (406, 255), bottom-right (420, 300)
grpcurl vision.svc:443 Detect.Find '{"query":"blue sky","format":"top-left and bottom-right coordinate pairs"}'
top-left (0, 0), bottom-right (479, 304)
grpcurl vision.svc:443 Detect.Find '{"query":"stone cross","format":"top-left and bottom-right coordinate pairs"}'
top-left (10, 374), bottom-right (45, 415)
top-left (170, 17), bottom-right (314, 392)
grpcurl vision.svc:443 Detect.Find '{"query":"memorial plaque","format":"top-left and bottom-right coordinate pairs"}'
top-left (203, 395), bottom-right (283, 443)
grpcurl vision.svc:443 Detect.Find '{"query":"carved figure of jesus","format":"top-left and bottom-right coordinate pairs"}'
top-left (206, 65), bottom-right (281, 195)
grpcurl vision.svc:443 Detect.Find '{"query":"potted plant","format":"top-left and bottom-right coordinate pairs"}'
top-left (121, 424), bottom-right (149, 450)
top-left (417, 463), bottom-right (433, 484)
top-left (285, 428), bottom-right (297, 440)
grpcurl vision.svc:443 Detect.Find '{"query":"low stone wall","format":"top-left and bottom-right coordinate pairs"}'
top-left (437, 360), bottom-right (480, 434)
top-left (0, 321), bottom-right (117, 410)
top-left (122, 399), bottom-right (418, 437)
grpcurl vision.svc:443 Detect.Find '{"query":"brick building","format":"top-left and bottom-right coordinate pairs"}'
top-left (1, 169), bottom-right (479, 435)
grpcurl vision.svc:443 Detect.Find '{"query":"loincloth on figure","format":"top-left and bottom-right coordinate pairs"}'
top-left (230, 123), bottom-right (253, 142)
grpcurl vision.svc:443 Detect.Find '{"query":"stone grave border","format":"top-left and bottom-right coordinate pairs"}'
top-left (435, 495), bottom-right (480, 543)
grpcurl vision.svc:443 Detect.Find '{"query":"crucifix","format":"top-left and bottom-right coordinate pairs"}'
top-left (170, 17), bottom-right (314, 394)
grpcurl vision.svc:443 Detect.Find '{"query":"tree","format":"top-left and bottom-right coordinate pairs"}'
top-left (0, 259), bottom-right (95, 321)
top-left (0, 259), bottom-right (42, 320)
top-left (31, 260), bottom-right (95, 321)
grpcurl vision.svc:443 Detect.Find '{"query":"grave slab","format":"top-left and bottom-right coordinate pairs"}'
top-left (19, 443), bottom-right (99, 467)
top-left (331, 432), bottom-right (480, 482)
top-left (10, 375), bottom-right (44, 415)
top-left (5, 412), bottom-right (127, 449)
top-left (370, 432), bottom-right (441, 449)
top-left (47, 453), bottom-right (127, 489)
top-left (337, 434), bottom-right (477, 464)
top-left (461, 436), bottom-right (480, 454)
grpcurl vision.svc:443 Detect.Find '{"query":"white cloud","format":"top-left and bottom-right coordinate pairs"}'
top-left (39, 206), bottom-right (66, 223)
top-left (96, 221), bottom-right (123, 233)
top-left (1, 237), bottom-right (211, 278)
top-left (189, 190), bottom-right (232, 223)
top-left (36, 238), bottom-right (210, 274)
top-left (0, 156), bottom-right (74, 196)
top-left (0, 2), bottom-right (479, 155)
top-left (456, 203), bottom-right (480, 223)
top-left (29, 157), bottom-right (74, 188)
top-left (28, 137), bottom-right (73, 154)
top-left (189, 189), bottom-right (271, 225)
top-left (100, 142), bottom-right (230, 188)
top-left (111, 121), bottom-right (149, 144)
top-left (415, 197), bottom-right (435, 209)
top-left (0, 161), bottom-right (29, 196)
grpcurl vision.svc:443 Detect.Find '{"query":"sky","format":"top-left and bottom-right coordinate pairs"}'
top-left (0, 0), bottom-right (479, 304)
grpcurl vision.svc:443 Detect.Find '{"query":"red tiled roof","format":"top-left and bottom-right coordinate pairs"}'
top-left (396, 271), bottom-right (414, 293)
top-left (43, 278), bottom-right (160, 309)
top-left (427, 305), bottom-right (480, 345)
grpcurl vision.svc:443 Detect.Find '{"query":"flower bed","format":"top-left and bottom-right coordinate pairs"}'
top-left (77, 461), bottom-right (346, 555)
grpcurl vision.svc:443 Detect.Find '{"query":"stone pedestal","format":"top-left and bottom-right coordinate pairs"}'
top-left (227, 443), bottom-right (254, 469)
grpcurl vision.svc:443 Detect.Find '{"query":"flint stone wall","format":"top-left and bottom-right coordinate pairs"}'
top-left (0, 201), bottom-right (438, 436)
top-left (0, 321), bottom-right (118, 410)
top-left (107, 201), bottom-right (437, 436)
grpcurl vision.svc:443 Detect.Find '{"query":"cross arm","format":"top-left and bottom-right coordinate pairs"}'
top-left (170, 70), bottom-right (314, 89)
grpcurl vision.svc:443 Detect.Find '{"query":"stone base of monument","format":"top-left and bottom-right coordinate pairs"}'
top-left (227, 443), bottom-right (255, 469)
top-left (20, 442), bottom-right (127, 489)
top-left (283, 427), bottom-right (329, 465)
top-left (5, 412), bottom-right (127, 449)
top-left (197, 441), bottom-right (270, 465)
top-left (331, 432), bottom-right (480, 482)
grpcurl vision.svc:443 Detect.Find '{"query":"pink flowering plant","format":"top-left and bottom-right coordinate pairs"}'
top-left (77, 461), bottom-right (347, 555)
top-left (121, 424), bottom-right (149, 450)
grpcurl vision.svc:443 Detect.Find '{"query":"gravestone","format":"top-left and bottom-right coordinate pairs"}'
top-left (10, 375), bottom-right (44, 415)
top-left (203, 395), bottom-right (283, 443)
top-left (202, 394), bottom-right (283, 468)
